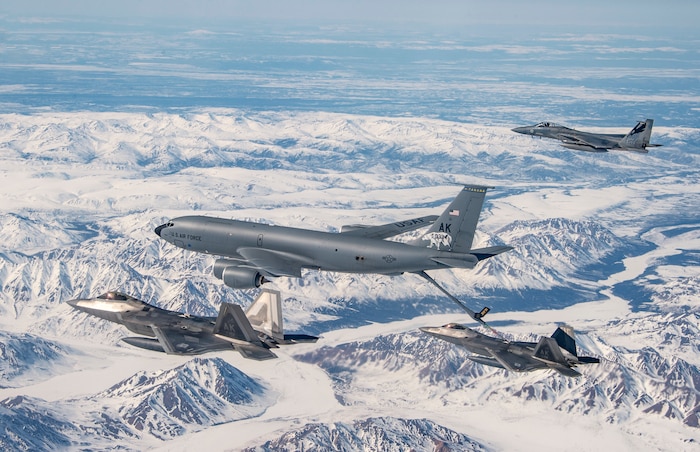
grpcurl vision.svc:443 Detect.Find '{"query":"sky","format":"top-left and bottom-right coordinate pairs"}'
top-left (3, 0), bottom-right (700, 29)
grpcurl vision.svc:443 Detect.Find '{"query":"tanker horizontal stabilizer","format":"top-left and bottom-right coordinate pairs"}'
top-left (340, 215), bottom-right (438, 239)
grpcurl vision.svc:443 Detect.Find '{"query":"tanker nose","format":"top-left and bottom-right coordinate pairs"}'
top-left (154, 223), bottom-right (166, 237)
top-left (155, 221), bottom-right (175, 237)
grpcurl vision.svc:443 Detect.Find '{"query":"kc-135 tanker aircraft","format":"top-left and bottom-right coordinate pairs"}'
top-left (420, 323), bottom-right (600, 377)
top-left (512, 119), bottom-right (661, 152)
top-left (67, 289), bottom-right (317, 360)
top-left (155, 185), bottom-right (512, 322)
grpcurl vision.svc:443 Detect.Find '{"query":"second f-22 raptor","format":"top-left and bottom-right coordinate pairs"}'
top-left (67, 289), bottom-right (318, 360)
top-left (512, 119), bottom-right (661, 153)
top-left (420, 323), bottom-right (599, 377)
top-left (155, 185), bottom-right (512, 322)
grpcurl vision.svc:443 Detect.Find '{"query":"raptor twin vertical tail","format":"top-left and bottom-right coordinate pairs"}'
top-left (532, 326), bottom-right (600, 377)
top-left (246, 288), bottom-right (285, 341)
top-left (213, 301), bottom-right (277, 360)
top-left (245, 289), bottom-right (318, 344)
top-left (551, 325), bottom-right (577, 356)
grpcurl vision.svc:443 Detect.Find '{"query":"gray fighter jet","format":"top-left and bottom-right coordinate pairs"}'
top-left (420, 323), bottom-right (599, 377)
top-left (512, 119), bottom-right (661, 152)
top-left (67, 289), bottom-right (318, 360)
top-left (154, 185), bottom-right (512, 322)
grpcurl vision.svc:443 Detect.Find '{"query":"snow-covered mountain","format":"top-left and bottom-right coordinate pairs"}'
top-left (0, 110), bottom-right (698, 450)
top-left (0, 357), bottom-right (272, 450)
top-left (0, 331), bottom-right (79, 389)
top-left (242, 417), bottom-right (488, 452)
top-left (93, 357), bottom-right (272, 439)
top-left (295, 321), bottom-right (700, 429)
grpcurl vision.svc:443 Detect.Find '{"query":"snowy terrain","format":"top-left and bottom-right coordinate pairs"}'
top-left (0, 356), bottom-right (273, 449)
top-left (0, 109), bottom-right (698, 451)
top-left (1, 10), bottom-right (699, 450)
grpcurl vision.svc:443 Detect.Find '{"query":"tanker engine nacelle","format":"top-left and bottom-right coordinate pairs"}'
top-left (213, 259), bottom-right (268, 289)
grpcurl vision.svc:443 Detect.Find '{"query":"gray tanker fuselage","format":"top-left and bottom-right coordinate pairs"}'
top-left (155, 186), bottom-right (511, 323)
top-left (155, 186), bottom-right (511, 290)
top-left (166, 216), bottom-right (480, 275)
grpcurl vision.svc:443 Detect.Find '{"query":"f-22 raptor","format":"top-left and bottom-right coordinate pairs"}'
top-left (155, 185), bottom-right (511, 323)
top-left (420, 323), bottom-right (599, 377)
top-left (67, 289), bottom-right (317, 360)
top-left (512, 119), bottom-right (661, 153)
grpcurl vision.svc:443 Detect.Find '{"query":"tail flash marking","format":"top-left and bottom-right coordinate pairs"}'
top-left (412, 185), bottom-right (490, 253)
top-left (619, 119), bottom-right (653, 149)
top-left (424, 232), bottom-right (453, 250)
top-left (533, 336), bottom-right (568, 365)
top-left (213, 303), bottom-right (260, 344)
